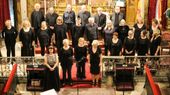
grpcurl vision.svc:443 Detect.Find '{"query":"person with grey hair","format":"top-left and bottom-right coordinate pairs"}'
top-left (78, 5), bottom-right (91, 26)
top-left (46, 7), bottom-right (58, 38)
top-left (59, 39), bottom-right (73, 86)
top-left (31, 3), bottom-right (44, 45)
top-left (94, 7), bottom-right (106, 39)
top-left (88, 40), bottom-right (102, 86)
top-left (85, 17), bottom-right (98, 46)
top-left (63, 4), bottom-right (76, 40)
top-left (111, 6), bottom-right (124, 31)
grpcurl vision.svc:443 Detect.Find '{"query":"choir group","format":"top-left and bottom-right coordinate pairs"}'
top-left (1, 3), bottom-right (162, 92)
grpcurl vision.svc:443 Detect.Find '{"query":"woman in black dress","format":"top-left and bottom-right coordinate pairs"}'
top-left (2, 20), bottom-right (18, 62)
top-left (150, 29), bottom-right (161, 64)
top-left (133, 17), bottom-right (146, 44)
top-left (72, 17), bottom-right (84, 47)
top-left (137, 30), bottom-right (150, 68)
top-left (44, 45), bottom-right (60, 92)
top-left (103, 20), bottom-right (114, 55)
top-left (88, 40), bottom-right (102, 86)
top-left (75, 37), bottom-right (87, 79)
top-left (122, 30), bottom-right (136, 64)
top-left (38, 21), bottom-right (50, 56)
top-left (54, 16), bottom-right (69, 50)
top-left (110, 32), bottom-right (122, 56)
top-left (117, 19), bottom-right (129, 42)
top-left (19, 20), bottom-right (35, 57)
top-left (59, 39), bottom-right (73, 86)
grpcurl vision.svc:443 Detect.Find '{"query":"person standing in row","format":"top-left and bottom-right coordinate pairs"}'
top-left (75, 38), bottom-right (87, 79)
top-left (122, 30), bottom-right (136, 64)
top-left (85, 17), bottom-right (98, 46)
top-left (44, 45), bottom-right (60, 92)
top-left (94, 7), bottom-right (106, 39)
top-left (59, 39), bottom-right (73, 86)
top-left (103, 20), bottom-right (114, 55)
top-left (63, 4), bottom-right (76, 41)
top-left (38, 21), bottom-right (50, 56)
top-left (149, 19), bottom-right (161, 39)
top-left (110, 32), bottom-right (122, 56)
top-left (72, 17), bottom-right (84, 47)
top-left (19, 20), bottom-right (35, 57)
top-left (133, 17), bottom-right (146, 44)
top-left (31, 3), bottom-right (44, 45)
top-left (46, 7), bottom-right (58, 43)
top-left (111, 6), bottom-right (124, 31)
top-left (88, 40), bottom-right (102, 86)
top-left (117, 19), bottom-right (129, 42)
top-left (2, 20), bottom-right (18, 62)
top-left (78, 5), bottom-right (91, 26)
top-left (54, 16), bottom-right (68, 50)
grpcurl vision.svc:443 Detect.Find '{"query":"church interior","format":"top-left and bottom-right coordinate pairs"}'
top-left (1, 0), bottom-right (170, 95)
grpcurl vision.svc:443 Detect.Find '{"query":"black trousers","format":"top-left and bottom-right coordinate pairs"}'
top-left (77, 62), bottom-right (86, 78)
top-left (40, 44), bottom-right (49, 56)
top-left (34, 28), bottom-right (39, 45)
top-left (5, 43), bottom-right (15, 61)
top-left (66, 23), bottom-right (74, 40)
top-left (61, 62), bottom-right (73, 84)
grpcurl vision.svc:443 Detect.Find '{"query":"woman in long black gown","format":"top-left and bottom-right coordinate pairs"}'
top-left (38, 21), bottom-right (50, 56)
top-left (54, 16), bottom-right (69, 50)
top-left (75, 37), bottom-right (87, 79)
top-left (72, 17), bottom-right (84, 47)
top-left (122, 30), bottom-right (136, 64)
top-left (19, 20), bottom-right (35, 57)
top-left (88, 40), bottom-right (102, 86)
top-left (110, 32), bottom-right (122, 56)
top-left (150, 29), bottom-right (161, 64)
top-left (44, 46), bottom-right (60, 92)
top-left (59, 39), bottom-right (73, 86)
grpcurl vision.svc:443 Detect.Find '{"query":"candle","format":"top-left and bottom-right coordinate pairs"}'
top-left (54, 0), bottom-right (56, 6)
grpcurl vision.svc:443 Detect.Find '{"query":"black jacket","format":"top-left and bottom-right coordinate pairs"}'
top-left (2, 26), bottom-right (18, 44)
top-left (31, 10), bottom-right (44, 28)
top-left (46, 13), bottom-right (58, 26)
top-left (95, 13), bottom-right (106, 29)
top-left (63, 11), bottom-right (76, 24)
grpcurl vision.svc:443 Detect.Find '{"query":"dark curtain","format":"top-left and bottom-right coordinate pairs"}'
top-left (161, 0), bottom-right (168, 29)
top-left (148, 0), bottom-right (157, 26)
top-left (0, 0), bottom-right (10, 30)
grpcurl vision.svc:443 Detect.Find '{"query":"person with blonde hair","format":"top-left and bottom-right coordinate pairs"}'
top-left (133, 16), bottom-right (146, 44)
top-left (103, 20), bottom-right (114, 55)
top-left (59, 39), bottom-right (73, 86)
top-left (88, 40), bottom-right (102, 86)
top-left (117, 19), bottom-right (129, 42)
top-left (19, 20), bottom-right (35, 57)
top-left (31, 3), bottom-right (44, 45)
top-left (38, 21), bottom-right (50, 56)
top-left (75, 37), bottom-right (87, 79)
top-left (2, 20), bottom-right (18, 62)
top-left (54, 16), bottom-right (68, 50)
top-left (150, 29), bottom-right (161, 63)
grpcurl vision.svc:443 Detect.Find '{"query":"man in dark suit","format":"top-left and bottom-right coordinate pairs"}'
top-left (111, 6), bottom-right (124, 31)
top-left (31, 3), bottom-right (44, 45)
top-left (78, 5), bottom-right (91, 26)
top-left (95, 7), bottom-right (106, 39)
